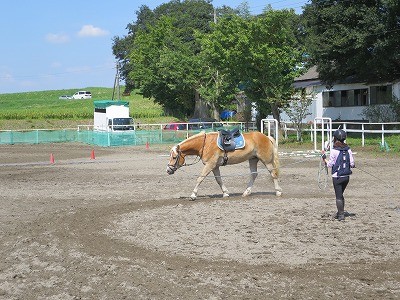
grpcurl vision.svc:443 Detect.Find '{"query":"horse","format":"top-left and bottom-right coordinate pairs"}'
top-left (166, 131), bottom-right (282, 200)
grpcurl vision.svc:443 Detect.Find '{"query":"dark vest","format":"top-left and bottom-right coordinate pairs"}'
top-left (332, 146), bottom-right (352, 176)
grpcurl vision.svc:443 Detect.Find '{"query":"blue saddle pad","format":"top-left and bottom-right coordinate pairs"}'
top-left (217, 134), bottom-right (245, 150)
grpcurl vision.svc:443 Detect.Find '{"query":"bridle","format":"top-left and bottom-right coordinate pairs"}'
top-left (167, 145), bottom-right (184, 173)
top-left (167, 132), bottom-right (207, 173)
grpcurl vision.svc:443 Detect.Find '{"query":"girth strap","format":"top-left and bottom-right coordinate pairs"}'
top-left (222, 151), bottom-right (228, 166)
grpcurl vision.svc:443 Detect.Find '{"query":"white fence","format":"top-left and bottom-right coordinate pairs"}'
top-left (280, 119), bottom-right (400, 150)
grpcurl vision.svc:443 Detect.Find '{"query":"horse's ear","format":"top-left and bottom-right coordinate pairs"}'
top-left (172, 145), bottom-right (179, 155)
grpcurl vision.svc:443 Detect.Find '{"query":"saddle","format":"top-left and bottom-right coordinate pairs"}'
top-left (217, 128), bottom-right (245, 152)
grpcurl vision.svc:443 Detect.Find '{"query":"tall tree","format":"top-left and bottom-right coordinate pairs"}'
top-left (112, 5), bottom-right (155, 93)
top-left (303, 0), bottom-right (400, 84)
top-left (200, 10), bottom-right (304, 123)
top-left (130, 16), bottom-right (200, 116)
top-left (114, 0), bottom-right (215, 118)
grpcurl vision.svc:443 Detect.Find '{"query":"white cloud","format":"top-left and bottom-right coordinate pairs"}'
top-left (66, 65), bottom-right (92, 73)
top-left (77, 25), bottom-right (109, 37)
top-left (45, 33), bottom-right (70, 44)
top-left (51, 62), bottom-right (62, 68)
top-left (0, 71), bottom-right (14, 83)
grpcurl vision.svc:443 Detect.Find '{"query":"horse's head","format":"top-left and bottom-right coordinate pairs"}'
top-left (166, 145), bottom-right (185, 175)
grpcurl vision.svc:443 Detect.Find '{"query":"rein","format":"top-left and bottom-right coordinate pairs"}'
top-left (169, 132), bottom-right (207, 170)
top-left (182, 132), bottom-right (207, 167)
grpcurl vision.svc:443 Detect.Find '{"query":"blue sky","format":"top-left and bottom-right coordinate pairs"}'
top-left (0, 0), bottom-right (308, 94)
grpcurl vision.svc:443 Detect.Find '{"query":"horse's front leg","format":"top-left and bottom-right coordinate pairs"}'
top-left (212, 167), bottom-right (229, 198)
top-left (243, 158), bottom-right (258, 197)
top-left (266, 162), bottom-right (282, 197)
top-left (190, 164), bottom-right (213, 200)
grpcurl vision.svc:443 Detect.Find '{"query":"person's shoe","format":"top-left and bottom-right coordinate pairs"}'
top-left (337, 214), bottom-right (345, 221)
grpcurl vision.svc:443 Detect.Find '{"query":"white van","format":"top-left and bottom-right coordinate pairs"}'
top-left (72, 91), bottom-right (92, 99)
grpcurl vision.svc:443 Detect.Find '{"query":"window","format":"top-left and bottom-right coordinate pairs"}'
top-left (354, 89), bottom-right (368, 106)
top-left (341, 91), bottom-right (348, 106)
top-left (322, 88), bottom-right (368, 107)
top-left (369, 85), bottom-right (392, 105)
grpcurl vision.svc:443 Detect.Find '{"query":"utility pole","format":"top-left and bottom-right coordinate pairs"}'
top-left (112, 62), bottom-right (121, 101)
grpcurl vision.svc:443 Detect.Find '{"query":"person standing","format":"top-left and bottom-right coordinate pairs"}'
top-left (322, 129), bottom-right (355, 221)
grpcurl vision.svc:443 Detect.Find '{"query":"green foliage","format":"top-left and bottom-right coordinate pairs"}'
top-left (114, 0), bottom-right (215, 118)
top-left (199, 10), bottom-right (304, 121)
top-left (283, 91), bottom-right (313, 141)
top-left (130, 16), bottom-right (199, 116)
top-left (362, 95), bottom-right (400, 122)
top-left (303, 0), bottom-right (400, 84)
top-left (114, 1), bottom-right (304, 120)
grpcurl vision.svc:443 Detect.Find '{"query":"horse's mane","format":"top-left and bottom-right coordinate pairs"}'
top-left (178, 131), bottom-right (206, 145)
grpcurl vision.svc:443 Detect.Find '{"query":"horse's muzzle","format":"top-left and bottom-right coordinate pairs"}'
top-left (166, 165), bottom-right (176, 175)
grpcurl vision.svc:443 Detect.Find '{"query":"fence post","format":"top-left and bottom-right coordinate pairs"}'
top-left (361, 123), bottom-right (365, 147)
top-left (381, 123), bottom-right (385, 146)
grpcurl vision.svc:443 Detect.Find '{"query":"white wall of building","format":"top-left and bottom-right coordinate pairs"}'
top-left (279, 81), bottom-right (399, 123)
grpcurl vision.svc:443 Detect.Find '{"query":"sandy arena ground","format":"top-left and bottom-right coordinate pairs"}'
top-left (0, 142), bottom-right (399, 299)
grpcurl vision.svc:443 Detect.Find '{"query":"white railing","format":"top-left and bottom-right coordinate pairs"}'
top-left (280, 121), bottom-right (400, 149)
top-left (333, 122), bottom-right (400, 147)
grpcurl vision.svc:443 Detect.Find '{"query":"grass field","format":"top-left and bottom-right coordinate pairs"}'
top-left (0, 87), bottom-right (177, 130)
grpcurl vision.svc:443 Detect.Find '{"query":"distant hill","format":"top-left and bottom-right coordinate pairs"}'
top-left (0, 88), bottom-right (176, 130)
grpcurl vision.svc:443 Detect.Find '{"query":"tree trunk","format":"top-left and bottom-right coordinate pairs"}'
top-left (192, 90), bottom-right (208, 118)
top-left (271, 103), bottom-right (281, 124)
top-left (210, 102), bottom-right (220, 120)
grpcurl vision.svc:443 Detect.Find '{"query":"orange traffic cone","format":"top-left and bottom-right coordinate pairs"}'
top-left (90, 149), bottom-right (95, 160)
top-left (50, 153), bottom-right (55, 164)
top-left (146, 141), bottom-right (150, 150)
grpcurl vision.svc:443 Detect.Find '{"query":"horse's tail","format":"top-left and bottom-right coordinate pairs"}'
top-left (268, 136), bottom-right (280, 178)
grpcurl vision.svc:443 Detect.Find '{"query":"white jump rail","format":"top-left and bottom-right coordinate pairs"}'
top-left (260, 118), bottom-right (279, 146)
top-left (313, 117), bottom-right (332, 151)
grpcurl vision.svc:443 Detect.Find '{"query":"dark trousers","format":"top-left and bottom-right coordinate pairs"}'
top-left (333, 176), bottom-right (349, 201)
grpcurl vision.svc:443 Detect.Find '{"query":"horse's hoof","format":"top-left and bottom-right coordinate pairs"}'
top-left (276, 191), bottom-right (282, 197)
top-left (242, 189), bottom-right (251, 197)
top-left (190, 194), bottom-right (197, 201)
top-left (223, 193), bottom-right (229, 198)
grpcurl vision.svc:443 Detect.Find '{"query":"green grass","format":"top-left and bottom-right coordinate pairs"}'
top-left (0, 87), bottom-right (179, 129)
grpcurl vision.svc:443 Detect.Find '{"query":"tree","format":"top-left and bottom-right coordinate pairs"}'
top-left (129, 16), bottom-right (200, 116)
top-left (302, 0), bottom-right (400, 84)
top-left (200, 10), bottom-right (304, 123)
top-left (117, 0), bottom-right (215, 118)
top-left (283, 90), bottom-right (313, 141)
top-left (112, 5), bottom-right (155, 94)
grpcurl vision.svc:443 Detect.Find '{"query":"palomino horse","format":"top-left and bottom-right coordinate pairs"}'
top-left (166, 131), bottom-right (282, 200)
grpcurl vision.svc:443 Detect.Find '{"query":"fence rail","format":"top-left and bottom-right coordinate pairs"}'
top-left (281, 120), bottom-right (400, 149)
top-left (1, 121), bottom-right (257, 146)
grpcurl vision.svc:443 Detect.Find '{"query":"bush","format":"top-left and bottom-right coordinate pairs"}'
top-left (362, 96), bottom-right (400, 122)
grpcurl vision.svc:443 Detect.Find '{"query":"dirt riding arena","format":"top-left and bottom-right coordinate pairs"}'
top-left (0, 142), bottom-right (399, 299)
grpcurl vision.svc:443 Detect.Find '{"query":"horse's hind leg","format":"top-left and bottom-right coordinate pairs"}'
top-left (243, 158), bottom-right (258, 197)
top-left (212, 167), bottom-right (229, 198)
